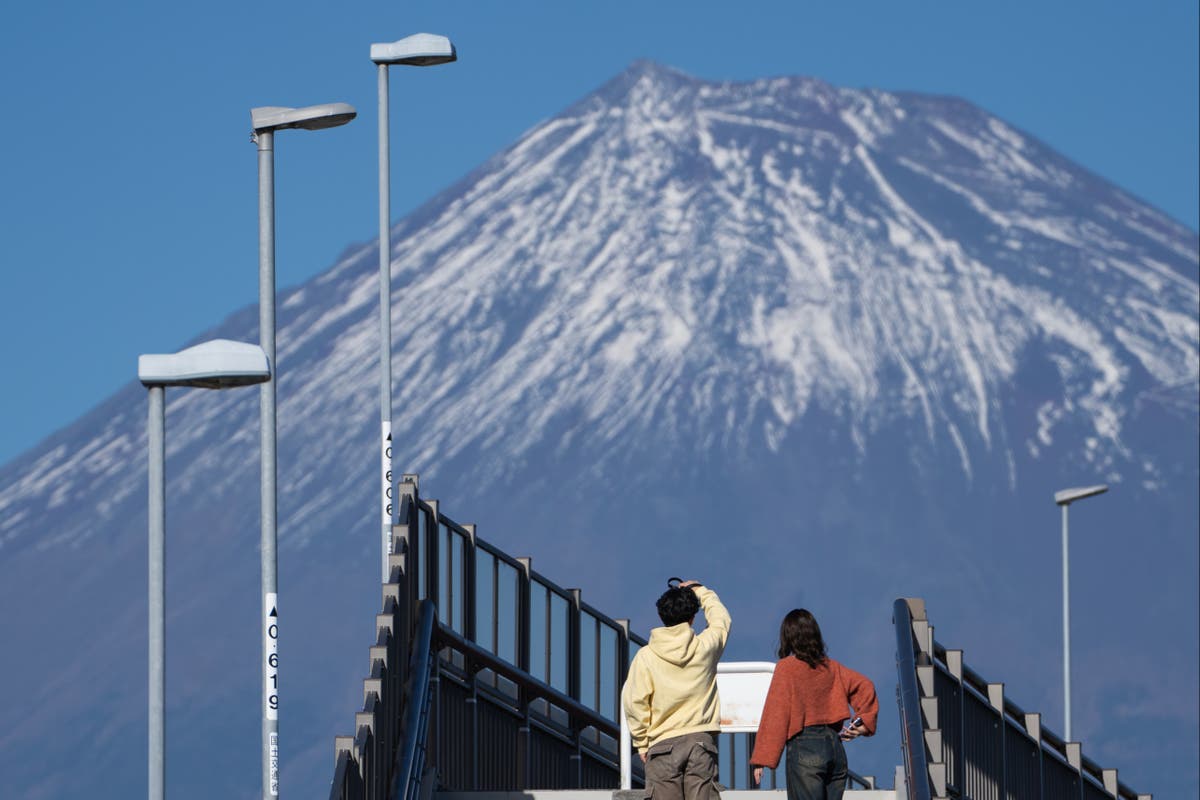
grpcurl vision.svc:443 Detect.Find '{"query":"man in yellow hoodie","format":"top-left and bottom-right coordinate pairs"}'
top-left (621, 579), bottom-right (731, 800)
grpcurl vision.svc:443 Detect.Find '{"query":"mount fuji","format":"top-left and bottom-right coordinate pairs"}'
top-left (1, 61), bottom-right (1196, 798)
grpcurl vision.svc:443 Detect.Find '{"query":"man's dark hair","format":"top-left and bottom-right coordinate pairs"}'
top-left (777, 608), bottom-right (828, 668)
top-left (656, 586), bottom-right (701, 626)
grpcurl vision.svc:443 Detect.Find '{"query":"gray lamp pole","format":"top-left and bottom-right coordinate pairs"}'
top-left (370, 33), bottom-right (456, 583)
top-left (1053, 483), bottom-right (1108, 742)
top-left (139, 340), bottom-right (270, 800)
top-left (249, 102), bottom-right (355, 799)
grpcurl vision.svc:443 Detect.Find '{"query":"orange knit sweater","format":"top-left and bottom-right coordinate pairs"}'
top-left (749, 656), bottom-right (879, 768)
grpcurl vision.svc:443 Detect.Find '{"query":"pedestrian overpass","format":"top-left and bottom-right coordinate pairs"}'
top-left (328, 476), bottom-right (1150, 800)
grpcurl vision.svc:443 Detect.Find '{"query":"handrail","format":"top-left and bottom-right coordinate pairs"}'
top-left (335, 479), bottom-right (649, 795)
top-left (434, 623), bottom-right (622, 739)
top-left (391, 600), bottom-right (437, 800)
top-left (926, 640), bottom-right (1149, 800)
top-left (896, 598), bottom-right (1152, 800)
top-left (929, 641), bottom-right (1145, 800)
top-left (845, 770), bottom-right (873, 790)
top-left (893, 598), bottom-right (934, 800)
top-left (424, 499), bottom-right (647, 646)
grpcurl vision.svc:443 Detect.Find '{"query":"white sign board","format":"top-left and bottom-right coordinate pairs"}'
top-left (620, 660), bottom-right (778, 787)
top-left (716, 661), bottom-right (776, 733)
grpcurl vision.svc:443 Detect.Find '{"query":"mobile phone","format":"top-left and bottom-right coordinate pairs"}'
top-left (840, 716), bottom-right (863, 740)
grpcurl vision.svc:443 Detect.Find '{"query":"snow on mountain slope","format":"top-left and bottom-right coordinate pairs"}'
top-left (0, 61), bottom-right (1195, 799)
top-left (7, 64), bottom-right (1195, 555)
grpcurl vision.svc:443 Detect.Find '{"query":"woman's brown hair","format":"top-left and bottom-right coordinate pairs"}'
top-left (777, 608), bottom-right (828, 668)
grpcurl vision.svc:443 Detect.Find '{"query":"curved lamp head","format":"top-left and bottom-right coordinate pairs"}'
top-left (1054, 485), bottom-right (1109, 506)
top-left (370, 33), bottom-right (457, 66)
top-left (139, 339), bottom-right (271, 390)
top-left (251, 103), bottom-right (357, 134)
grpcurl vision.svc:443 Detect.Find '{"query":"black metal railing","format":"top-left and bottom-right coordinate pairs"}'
top-left (332, 473), bottom-right (885, 798)
top-left (405, 478), bottom-right (646, 789)
top-left (330, 476), bottom-right (649, 797)
top-left (894, 597), bottom-right (1151, 800)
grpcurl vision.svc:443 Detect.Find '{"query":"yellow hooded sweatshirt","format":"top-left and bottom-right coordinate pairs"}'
top-left (621, 586), bottom-right (732, 753)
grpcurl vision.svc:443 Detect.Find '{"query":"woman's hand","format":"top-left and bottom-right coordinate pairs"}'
top-left (752, 766), bottom-right (763, 786)
top-left (840, 720), bottom-right (866, 740)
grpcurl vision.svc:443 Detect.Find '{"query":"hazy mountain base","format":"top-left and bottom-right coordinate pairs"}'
top-left (3, 351), bottom-right (1194, 799)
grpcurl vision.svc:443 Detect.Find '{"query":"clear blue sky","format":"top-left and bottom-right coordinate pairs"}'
top-left (1, 1), bottom-right (1197, 466)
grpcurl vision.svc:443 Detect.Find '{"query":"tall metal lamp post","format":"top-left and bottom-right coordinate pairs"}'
top-left (1053, 483), bottom-right (1109, 742)
top-left (250, 102), bottom-right (355, 799)
top-left (369, 33), bottom-right (456, 582)
top-left (139, 339), bottom-right (270, 800)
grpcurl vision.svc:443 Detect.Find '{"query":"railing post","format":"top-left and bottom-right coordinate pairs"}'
top-left (332, 736), bottom-right (357, 800)
top-left (355, 701), bottom-right (377, 799)
top-left (392, 478), bottom-right (417, 694)
top-left (987, 683), bottom-right (1006, 800)
top-left (1102, 769), bottom-right (1118, 798)
top-left (568, 589), bottom-right (582, 700)
top-left (942, 648), bottom-right (964, 797)
top-left (516, 558), bottom-right (532, 674)
top-left (592, 617), bottom-right (602, 718)
top-left (1023, 713), bottom-right (1044, 800)
top-left (463, 523), bottom-right (479, 789)
top-left (568, 588), bottom-right (582, 787)
top-left (1065, 743), bottom-right (1084, 800)
top-left (402, 475), bottom-right (421, 611)
top-left (425, 500), bottom-right (440, 620)
top-left (463, 524), bottom-right (477, 642)
top-left (516, 557), bottom-right (533, 789)
top-left (420, 504), bottom-right (440, 775)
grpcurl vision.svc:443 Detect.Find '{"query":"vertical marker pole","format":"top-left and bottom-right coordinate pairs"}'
top-left (378, 62), bottom-right (394, 584)
top-left (257, 128), bottom-right (281, 799)
top-left (147, 386), bottom-right (165, 800)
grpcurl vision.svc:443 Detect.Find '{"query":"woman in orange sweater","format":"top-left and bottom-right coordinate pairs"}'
top-left (749, 609), bottom-right (878, 800)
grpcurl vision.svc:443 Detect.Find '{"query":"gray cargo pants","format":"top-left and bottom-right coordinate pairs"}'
top-left (644, 731), bottom-right (721, 800)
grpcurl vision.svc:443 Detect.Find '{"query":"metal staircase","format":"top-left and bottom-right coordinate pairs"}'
top-left (328, 475), bottom-right (891, 799)
top-left (893, 598), bottom-right (1151, 800)
top-left (327, 477), bottom-right (1153, 800)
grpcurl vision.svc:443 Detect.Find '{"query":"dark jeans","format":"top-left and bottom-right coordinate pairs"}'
top-left (785, 725), bottom-right (848, 800)
top-left (644, 731), bottom-right (721, 800)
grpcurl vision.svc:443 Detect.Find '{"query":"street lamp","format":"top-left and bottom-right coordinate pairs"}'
top-left (1053, 483), bottom-right (1108, 741)
top-left (370, 33), bottom-right (457, 583)
top-left (139, 339), bottom-right (270, 800)
top-left (250, 101), bottom-right (355, 799)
